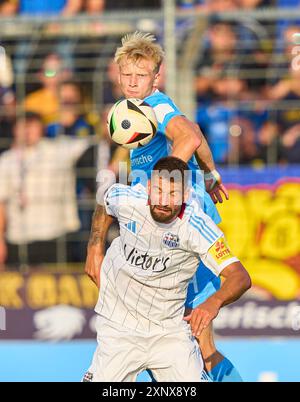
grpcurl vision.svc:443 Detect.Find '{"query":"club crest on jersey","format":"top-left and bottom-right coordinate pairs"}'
top-left (82, 371), bottom-right (93, 382)
top-left (162, 232), bottom-right (180, 249)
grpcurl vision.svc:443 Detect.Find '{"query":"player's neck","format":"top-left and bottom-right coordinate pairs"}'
top-left (146, 88), bottom-right (159, 98)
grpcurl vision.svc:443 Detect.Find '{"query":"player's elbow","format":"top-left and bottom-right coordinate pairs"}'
top-left (187, 128), bottom-right (202, 151)
top-left (191, 123), bottom-right (204, 149)
top-left (240, 270), bottom-right (252, 294)
top-left (193, 133), bottom-right (202, 150)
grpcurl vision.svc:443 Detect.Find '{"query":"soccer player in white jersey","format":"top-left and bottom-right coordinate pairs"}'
top-left (83, 157), bottom-right (251, 382)
top-left (86, 32), bottom-right (242, 381)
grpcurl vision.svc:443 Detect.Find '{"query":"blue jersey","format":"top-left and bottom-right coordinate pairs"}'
top-left (19, 0), bottom-right (66, 14)
top-left (130, 90), bottom-right (221, 225)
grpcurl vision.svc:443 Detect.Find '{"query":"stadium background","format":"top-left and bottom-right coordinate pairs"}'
top-left (1, 0), bottom-right (300, 382)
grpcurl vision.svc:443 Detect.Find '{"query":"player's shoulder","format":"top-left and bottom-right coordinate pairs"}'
top-left (145, 90), bottom-right (171, 106)
top-left (185, 194), bottom-right (221, 243)
top-left (106, 182), bottom-right (148, 202)
top-left (145, 91), bottom-right (182, 125)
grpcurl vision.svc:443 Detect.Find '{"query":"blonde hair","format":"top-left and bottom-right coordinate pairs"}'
top-left (114, 31), bottom-right (165, 73)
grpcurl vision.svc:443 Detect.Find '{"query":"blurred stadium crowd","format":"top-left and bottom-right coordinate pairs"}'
top-left (0, 0), bottom-right (300, 269)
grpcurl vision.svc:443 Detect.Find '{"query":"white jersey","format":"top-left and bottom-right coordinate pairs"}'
top-left (95, 183), bottom-right (239, 333)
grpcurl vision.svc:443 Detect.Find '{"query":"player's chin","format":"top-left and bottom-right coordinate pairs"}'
top-left (125, 90), bottom-right (141, 98)
top-left (152, 207), bottom-right (174, 223)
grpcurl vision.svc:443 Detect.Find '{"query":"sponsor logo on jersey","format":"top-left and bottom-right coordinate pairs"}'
top-left (124, 221), bottom-right (137, 234)
top-left (123, 244), bottom-right (170, 272)
top-left (162, 232), bottom-right (180, 249)
top-left (209, 237), bottom-right (233, 264)
top-left (131, 154), bottom-right (153, 167)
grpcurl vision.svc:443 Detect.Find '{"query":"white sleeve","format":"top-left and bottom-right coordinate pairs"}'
top-left (103, 183), bottom-right (130, 219)
top-left (201, 236), bottom-right (240, 276)
top-left (189, 212), bottom-right (239, 276)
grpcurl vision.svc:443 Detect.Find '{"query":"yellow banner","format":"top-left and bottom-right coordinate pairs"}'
top-left (217, 180), bottom-right (300, 300)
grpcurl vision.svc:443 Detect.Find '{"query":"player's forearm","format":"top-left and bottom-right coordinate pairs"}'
top-left (88, 204), bottom-right (114, 253)
top-left (194, 134), bottom-right (216, 174)
top-left (208, 263), bottom-right (252, 309)
top-left (171, 133), bottom-right (201, 163)
top-left (167, 116), bottom-right (201, 163)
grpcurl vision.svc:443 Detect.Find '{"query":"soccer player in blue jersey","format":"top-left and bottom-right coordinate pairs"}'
top-left (85, 32), bottom-right (242, 382)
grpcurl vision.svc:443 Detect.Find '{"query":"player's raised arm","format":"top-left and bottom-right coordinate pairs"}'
top-left (185, 261), bottom-right (251, 337)
top-left (85, 204), bottom-right (114, 288)
top-left (166, 116), bottom-right (202, 162)
top-left (184, 209), bottom-right (251, 337)
top-left (166, 116), bottom-right (229, 204)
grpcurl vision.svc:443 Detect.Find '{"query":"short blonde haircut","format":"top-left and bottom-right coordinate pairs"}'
top-left (114, 31), bottom-right (165, 73)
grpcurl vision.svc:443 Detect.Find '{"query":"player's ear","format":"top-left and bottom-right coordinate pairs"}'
top-left (153, 73), bottom-right (160, 88)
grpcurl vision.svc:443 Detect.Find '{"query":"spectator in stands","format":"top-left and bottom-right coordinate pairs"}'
top-left (24, 53), bottom-right (72, 125)
top-left (84, 0), bottom-right (105, 14)
top-left (0, 112), bottom-right (90, 268)
top-left (275, 0), bottom-right (300, 56)
top-left (14, 2), bottom-right (82, 76)
top-left (238, 0), bottom-right (274, 8)
top-left (105, 0), bottom-right (160, 9)
top-left (0, 47), bottom-right (15, 154)
top-left (206, 0), bottom-right (238, 11)
top-left (262, 61), bottom-right (300, 163)
top-left (254, 25), bottom-right (300, 164)
top-left (0, 89), bottom-right (15, 155)
top-left (46, 80), bottom-right (95, 138)
top-left (281, 123), bottom-right (300, 163)
top-left (274, 25), bottom-right (300, 73)
top-left (256, 119), bottom-right (282, 163)
top-left (18, 0), bottom-right (83, 15)
top-left (178, 0), bottom-right (273, 9)
top-left (227, 114), bottom-right (263, 164)
top-left (0, 46), bottom-right (14, 89)
top-left (194, 21), bottom-right (257, 164)
top-left (177, 0), bottom-right (207, 9)
top-left (195, 22), bottom-right (249, 102)
top-left (0, 0), bottom-right (18, 15)
top-left (46, 79), bottom-right (112, 253)
top-left (194, 15), bottom-right (272, 164)
top-left (46, 80), bottom-right (100, 239)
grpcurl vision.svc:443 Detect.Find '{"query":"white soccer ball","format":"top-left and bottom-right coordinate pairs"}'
top-left (107, 98), bottom-right (158, 149)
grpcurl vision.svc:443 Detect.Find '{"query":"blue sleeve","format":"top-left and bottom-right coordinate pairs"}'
top-left (145, 92), bottom-right (183, 133)
top-left (203, 191), bottom-right (221, 225)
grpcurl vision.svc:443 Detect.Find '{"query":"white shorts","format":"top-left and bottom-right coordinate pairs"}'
top-left (83, 317), bottom-right (205, 382)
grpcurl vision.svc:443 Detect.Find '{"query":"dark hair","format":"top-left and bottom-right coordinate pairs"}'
top-left (152, 156), bottom-right (189, 188)
top-left (17, 112), bottom-right (43, 124)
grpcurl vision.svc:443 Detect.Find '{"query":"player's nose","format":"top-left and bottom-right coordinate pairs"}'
top-left (129, 75), bottom-right (138, 86)
top-left (160, 192), bottom-right (170, 205)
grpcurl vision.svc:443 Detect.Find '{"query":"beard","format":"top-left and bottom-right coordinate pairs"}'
top-left (150, 205), bottom-right (182, 224)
